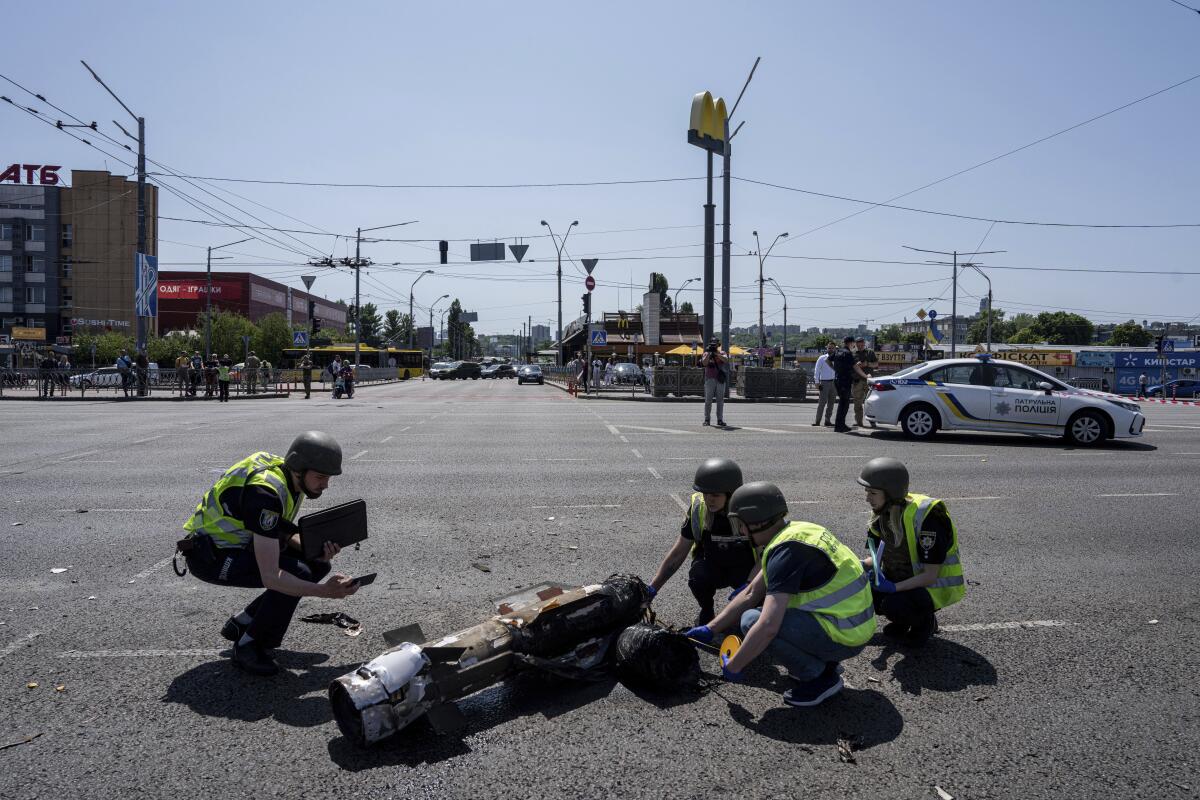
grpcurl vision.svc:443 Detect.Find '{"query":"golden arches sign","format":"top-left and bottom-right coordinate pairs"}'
top-left (688, 91), bottom-right (727, 154)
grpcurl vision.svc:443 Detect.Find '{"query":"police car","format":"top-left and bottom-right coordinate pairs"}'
top-left (863, 354), bottom-right (1146, 446)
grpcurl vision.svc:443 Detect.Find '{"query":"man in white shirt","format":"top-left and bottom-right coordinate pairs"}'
top-left (811, 341), bottom-right (838, 426)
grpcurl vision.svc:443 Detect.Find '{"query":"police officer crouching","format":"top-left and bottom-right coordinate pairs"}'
top-left (686, 482), bottom-right (876, 707)
top-left (858, 457), bottom-right (965, 646)
top-left (646, 459), bottom-right (755, 626)
top-left (177, 431), bottom-right (359, 676)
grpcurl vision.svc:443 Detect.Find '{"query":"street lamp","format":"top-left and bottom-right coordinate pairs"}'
top-left (428, 294), bottom-right (450, 368)
top-left (752, 231), bottom-right (788, 349)
top-left (766, 277), bottom-right (788, 361)
top-left (408, 269), bottom-right (435, 349)
top-left (205, 237), bottom-right (251, 357)
top-left (962, 263), bottom-right (994, 352)
top-left (540, 219), bottom-right (579, 366)
top-left (673, 277), bottom-right (701, 311)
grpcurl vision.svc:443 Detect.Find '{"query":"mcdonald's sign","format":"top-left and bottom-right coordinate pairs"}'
top-left (688, 91), bottom-right (727, 155)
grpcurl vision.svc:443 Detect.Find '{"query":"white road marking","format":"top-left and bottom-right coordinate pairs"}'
top-left (380, 436), bottom-right (393, 443)
top-left (350, 450), bottom-right (368, 460)
top-left (1095, 492), bottom-right (1178, 498)
top-left (1147, 424), bottom-right (1200, 429)
top-left (735, 426), bottom-right (793, 434)
top-left (399, 426), bottom-right (411, 432)
top-left (74, 460), bottom-right (117, 464)
top-left (530, 504), bottom-right (623, 510)
top-left (132, 435), bottom-right (164, 445)
top-left (934, 454), bottom-right (994, 458)
top-left (53, 508), bottom-right (159, 512)
top-left (787, 499), bottom-right (823, 505)
top-left (352, 459), bottom-right (420, 463)
top-left (0, 631), bottom-right (41, 659)
top-left (619, 424), bottom-right (698, 435)
top-left (668, 493), bottom-right (689, 512)
top-left (804, 454), bottom-right (863, 459)
top-left (941, 496), bottom-right (1006, 501)
top-left (59, 648), bottom-right (223, 659)
top-left (129, 556), bottom-right (175, 582)
top-left (620, 436), bottom-right (629, 443)
top-left (521, 458), bottom-right (587, 462)
top-left (630, 448), bottom-right (643, 459)
top-left (1175, 452), bottom-right (1200, 455)
top-left (646, 466), bottom-right (663, 480)
top-left (605, 424), bottom-right (620, 436)
top-left (55, 450), bottom-right (101, 462)
top-left (941, 620), bottom-right (1071, 632)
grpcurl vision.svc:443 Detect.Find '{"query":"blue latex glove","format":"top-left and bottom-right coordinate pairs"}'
top-left (646, 585), bottom-right (657, 600)
top-left (684, 625), bottom-right (713, 645)
top-left (727, 582), bottom-right (748, 602)
top-left (872, 574), bottom-right (898, 594)
top-left (721, 654), bottom-right (744, 683)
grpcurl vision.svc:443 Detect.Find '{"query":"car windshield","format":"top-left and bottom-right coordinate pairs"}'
top-left (433, 362), bottom-right (452, 369)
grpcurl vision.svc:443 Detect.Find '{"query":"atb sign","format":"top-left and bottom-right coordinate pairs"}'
top-left (590, 329), bottom-right (607, 346)
top-left (293, 331), bottom-right (309, 347)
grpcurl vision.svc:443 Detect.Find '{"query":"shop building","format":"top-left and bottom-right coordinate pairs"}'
top-left (157, 271), bottom-right (346, 333)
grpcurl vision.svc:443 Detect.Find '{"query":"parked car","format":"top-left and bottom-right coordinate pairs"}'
top-left (517, 365), bottom-right (544, 385)
top-left (864, 353), bottom-right (1145, 446)
top-left (70, 363), bottom-right (160, 390)
top-left (429, 361), bottom-right (455, 379)
top-left (482, 363), bottom-right (517, 379)
top-left (1145, 379), bottom-right (1200, 398)
top-left (611, 362), bottom-right (644, 385)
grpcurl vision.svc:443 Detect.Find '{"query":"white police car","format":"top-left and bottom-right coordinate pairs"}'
top-left (864, 354), bottom-right (1146, 446)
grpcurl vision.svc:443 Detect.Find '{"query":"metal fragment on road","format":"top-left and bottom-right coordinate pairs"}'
top-left (0, 732), bottom-right (43, 751)
top-left (1148, 619), bottom-right (1159, 624)
top-left (935, 787), bottom-right (954, 800)
top-left (836, 736), bottom-right (858, 764)
top-left (471, 562), bottom-right (492, 573)
top-left (50, 568), bottom-right (69, 574)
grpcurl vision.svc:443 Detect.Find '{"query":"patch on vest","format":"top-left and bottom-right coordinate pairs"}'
top-left (918, 533), bottom-right (936, 554)
top-left (260, 509), bottom-right (280, 531)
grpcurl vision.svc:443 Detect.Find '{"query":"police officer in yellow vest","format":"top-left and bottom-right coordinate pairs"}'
top-left (685, 482), bottom-right (875, 707)
top-left (179, 431), bottom-right (358, 675)
top-left (646, 459), bottom-right (755, 626)
top-left (858, 457), bottom-right (965, 646)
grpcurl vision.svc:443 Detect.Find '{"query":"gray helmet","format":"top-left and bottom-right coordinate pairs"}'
top-left (284, 431), bottom-right (343, 476)
top-left (857, 457), bottom-right (909, 502)
top-left (692, 458), bottom-right (743, 494)
top-left (728, 481), bottom-right (788, 527)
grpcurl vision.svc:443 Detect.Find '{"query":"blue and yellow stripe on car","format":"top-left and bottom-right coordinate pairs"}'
top-left (933, 390), bottom-right (1062, 429)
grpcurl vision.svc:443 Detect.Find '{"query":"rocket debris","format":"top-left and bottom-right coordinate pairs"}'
top-left (330, 574), bottom-right (659, 747)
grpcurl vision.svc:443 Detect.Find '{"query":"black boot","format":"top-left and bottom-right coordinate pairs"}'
top-left (905, 614), bottom-right (939, 646)
top-left (232, 640), bottom-right (279, 676)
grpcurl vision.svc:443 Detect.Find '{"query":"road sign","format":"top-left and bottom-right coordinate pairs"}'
top-left (582, 259), bottom-right (598, 275)
top-left (509, 244), bottom-right (529, 263)
top-left (293, 331), bottom-right (309, 346)
top-left (1162, 339), bottom-right (1175, 353)
top-left (585, 275), bottom-right (596, 292)
top-left (590, 329), bottom-right (607, 346)
top-left (301, 275), bottom-right (316, 291)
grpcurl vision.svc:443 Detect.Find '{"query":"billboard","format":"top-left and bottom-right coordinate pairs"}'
top-left (1114, 351), bottom-right (1200, 370)
top-left (134, 253), bottom-right (158, 318)
top-left (994, 349), bottom-right (1074, 368)
top-left (158, 280), bottom-right (244, 301)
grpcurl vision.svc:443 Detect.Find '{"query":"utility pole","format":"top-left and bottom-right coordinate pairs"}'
top-left (429, 294), bottom-right (449, 369)
top-left (767, 278), bottom-right (787, 363)
top-left (540, 220), bottom-right (579, 366)
top-left (904, 246), bottom-right (1004, 356)
top-left (345, 220), bottom-right (418, 366)
top-left (961, 262), bottom-right (993, 352)
top-left (205, 237), bottom-right (251, 357)
top-left (528, 314), bottom-right (532, 360)
top-left (752, 231), bottom-right (788, 351)
top-left (82, 60), bottom-right (149, 353)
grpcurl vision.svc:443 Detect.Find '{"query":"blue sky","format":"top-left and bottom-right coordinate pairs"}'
top-left (5, 1), bottom-right (1199, 335)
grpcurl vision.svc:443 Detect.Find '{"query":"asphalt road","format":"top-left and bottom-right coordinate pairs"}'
top-left (1, 380), bottom-right (1197, 799)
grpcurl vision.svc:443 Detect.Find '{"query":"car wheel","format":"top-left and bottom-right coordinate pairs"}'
top-left (1065, 410), bottom-right (1108, 446)
top-left (900, 403), bottom-right (939, 440)
top-left (472, 376), bottom-right (479, 380)
top-left (402, 369), bottom-right (410, 380)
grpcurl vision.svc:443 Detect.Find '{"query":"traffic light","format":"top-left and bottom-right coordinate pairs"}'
top-left (582, 293), bottom-right (591, 316)
top-left (439, 240), bottom-right (449, 265)
top-left (1155, 336), bottom-right (1164, 353)
top-left (313, 317), bottom-right (322, 334)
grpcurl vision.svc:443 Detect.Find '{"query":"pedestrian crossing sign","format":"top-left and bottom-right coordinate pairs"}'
top-left (590, 329), bottom-right (607, 346)
top-left (293, 331), bottom-right (309, 346)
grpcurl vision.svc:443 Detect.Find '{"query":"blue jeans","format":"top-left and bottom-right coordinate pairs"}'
top-left (741, 607), bottom-right (866, 681)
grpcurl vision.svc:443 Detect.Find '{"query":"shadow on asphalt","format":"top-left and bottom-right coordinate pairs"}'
top-left (724, 686), bottom-right (903, 751)
top-left (327, 671), bottom-right (625, 769)
top-left (162, 650), bottom-right (358, 728)
top-left (868, 636), bottom-right (997, 696)
top-left (865, 429), bottom-right (1158, 452)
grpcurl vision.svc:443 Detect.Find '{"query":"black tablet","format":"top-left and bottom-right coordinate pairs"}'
top-left (298, 499), bottom-right (368, 560)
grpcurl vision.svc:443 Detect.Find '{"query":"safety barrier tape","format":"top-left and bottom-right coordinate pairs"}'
top-left (1139, 397), bottom-right (1200, 406)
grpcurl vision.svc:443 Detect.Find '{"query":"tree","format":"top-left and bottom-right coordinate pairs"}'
top-left (648, 272), bottom-right (672, 314)
top-left (808, 334), bottom-right (833, 349)
top-left (72, 331), bottom-right (135, 367)
top-left (446, 299), bottom-right (464, 359)
top-left (1009, 327), bottom-right (1039, 344)
top-left (356, 302), bottom-right (382, 346)
top-left (1028, 311), bottom-right (1094, 345)
top-left (966, 309), bottom-right (1013, 345)
top-left (901, 331), bottom-right (926, 346)
top-left (200, 309), bottom-right (257, 361)
top-left (382, 309), bottom-right (410, 344)
top-left (1107, 320), bottom-right (1152, 347)
top-left (678, 300), bottom-right (695, 314)
top-left (252, 313), bottom-right (294, 364)
top-left (147, 330), bottom-right (200, 366)
top-left (876, 325), bottom-right (903, 344)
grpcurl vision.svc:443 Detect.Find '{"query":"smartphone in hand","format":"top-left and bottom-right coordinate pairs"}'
top-left (351, 573), bottom-right (377, 587)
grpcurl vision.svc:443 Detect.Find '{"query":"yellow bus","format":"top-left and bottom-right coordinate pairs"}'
top-left (281, 345), bottom-right (426, 380)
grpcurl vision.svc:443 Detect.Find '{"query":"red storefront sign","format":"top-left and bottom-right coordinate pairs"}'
top-left (0, 163), bottom-right (62, 185)
top-left (158, 280), bottom-right (243, 301)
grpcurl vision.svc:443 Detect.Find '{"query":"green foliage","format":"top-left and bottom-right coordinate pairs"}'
top-left (648, 272), bottom-right (672, 313)
top-left (876, 325), bottom-right (903, 344)
top-left (251, 313), bottom-right (294, 364)
top-left (1009, 327), bottom-right (1039, 344)
top-left (1023, 311), bottom-right (1094, 345)
top-left (966, 309), bottom-right (1013, 344)
top-left (72, 331), bottom-right (135, 366)
top-left (200, 309), bottom-right (257, 360)
top-left (901, 331), bottom-right (926, 346)
top-left (358, 302), bottom-right (382, 345)
top-left (382, 310), bottom-right (413, 344)
top-left (147, 330), bottom-right (200, 366)
top-left (1107, 320), bottom-right (1152, 347)
top-left (678, 300), bottom-right (694, 314)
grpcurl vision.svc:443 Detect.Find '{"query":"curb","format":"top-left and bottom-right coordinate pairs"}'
top-left (543, 379), bottom-right (811, 403)
top-left (0, 392), bottom-right (290, 403)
